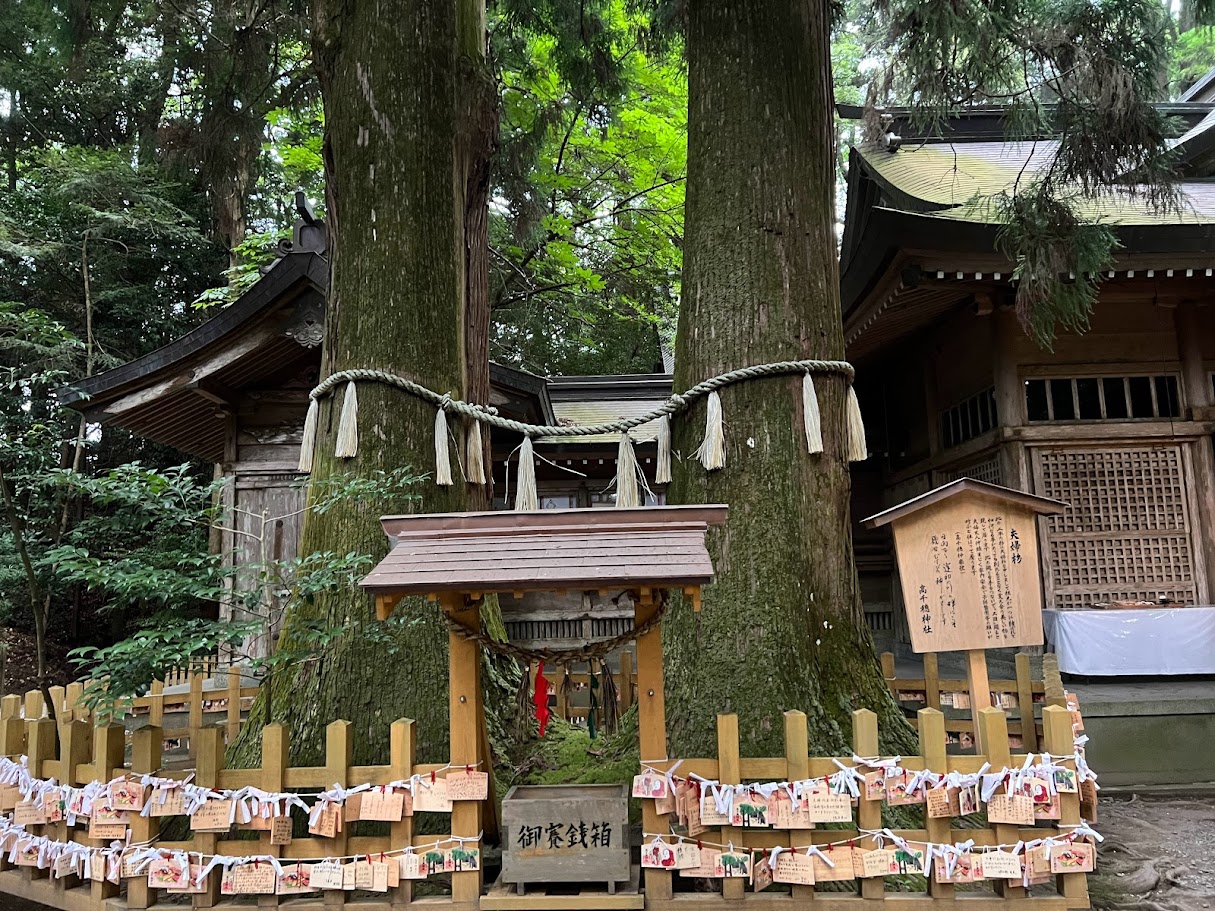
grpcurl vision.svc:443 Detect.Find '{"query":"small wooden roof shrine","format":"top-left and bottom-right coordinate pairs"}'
top-left (363, 506), bottom-right (724, 607)
top-left (361, 505), bottom-right (727, 904)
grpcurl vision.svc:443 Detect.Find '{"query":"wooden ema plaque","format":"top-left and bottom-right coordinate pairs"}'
top-left (864, 479), bottom-right (1064, 654)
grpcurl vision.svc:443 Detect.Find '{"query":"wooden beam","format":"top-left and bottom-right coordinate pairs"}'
top-left (635, 595), bottom-right (671, 901)
top-left (444, 595), bottom-right (483, 907)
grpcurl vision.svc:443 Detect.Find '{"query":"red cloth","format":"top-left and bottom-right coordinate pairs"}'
top-left (533, 661), bottom-right (551, 737)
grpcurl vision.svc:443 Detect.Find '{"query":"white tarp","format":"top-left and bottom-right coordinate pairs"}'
top-left (1043, 607), bottom-right (1215, 676)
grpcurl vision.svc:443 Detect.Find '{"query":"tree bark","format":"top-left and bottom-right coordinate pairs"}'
top-left (229, 0), bottom-right (491, 768)
top-left (665, 0), bottom-right (913, 758)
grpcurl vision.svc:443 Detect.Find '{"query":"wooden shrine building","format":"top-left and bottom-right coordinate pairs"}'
top-left (56, 202), bottom-right (673, 658)
top-left (841, 102), bottom-right (1215, 640)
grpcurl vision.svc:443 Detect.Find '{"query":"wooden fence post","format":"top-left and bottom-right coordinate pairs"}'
top-left (0, 695), bottom-right (24, 756)
top-left (324, 720), bottom-right (352, 910)
top-left (852, 708), bottom-right (883, 899)
top-left (924, 652), bottom-right (942, 711)
top-left (128, 727), bottom-right (163, 909)
top-left (24, 689), bottom-right (44, 721)
top-left (634, 593), bottom-right (671, 902)
top-left (193, 726), bottom-right (225, 909)
top-left (880, 651), bottom-right (897, 694)
top-left (1015, 653), bottom-right (1038, 752)
top-left (64, 683), bottom-right (84, 722)
top-left (617, 650), bottom-right (633, 711)
top-left (976, 707), bottom-right (1024, 899)
top-left (226, 667), bottom-right (242, 742)
top-left (188, 671), bottom-right (204, 762)
top-left (48, 685), bottom-right (65, 719)
top-left (149, 680), bottom-right (164, 729)
top-left (89, 722), bottom-right (125, 905)
top-left (918, 708), bottom-right (953, 900)
top-left (1043, 654), bottom-right (1066, 707)
top-left (390, 719), bottom-right (416, 908)
top-left (716, 714), bottom-right (745, 903)
top-left (25, 717), bottom-right (56, 883)
top-left (782, 710), bottom-right (814, 902)
top-left (54, 720), bottom-right (92, 895)
top-left (260, 723), bottom-right (288, 909)
top-left (1043, 705), bottom-right (1089, 907)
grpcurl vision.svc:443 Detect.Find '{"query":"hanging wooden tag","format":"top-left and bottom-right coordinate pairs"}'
top-left (276, 863), bottom-right (315, 895)
top-left (447, 771), bottom-right (489, 802)
top-left (773, 851), bottom-right (815, 885)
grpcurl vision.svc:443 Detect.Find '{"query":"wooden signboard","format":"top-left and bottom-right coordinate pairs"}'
top-left (865, 479), bottom-right (1065, 751)
top-left (864, 479), bottom-right (1065, 654)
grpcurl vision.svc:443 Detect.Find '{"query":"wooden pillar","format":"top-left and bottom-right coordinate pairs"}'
top-left (918, 709), bottom-right (954, 899)
top-left (993, 308), bottom-right (1029, 491)
top-left (1174, 301), bottom-right (1210, 411)
top-left (924, 652), bottom-right (942, 712)
top-left (852, 709), bottom-right (883, 899)
top-left (634, 590), bottom-right (671, 901)
top-left (879, 652), bottom-right (896, 695)
top-left (390, 719), bottom-right (416, 908)
top-left (323, 720), bottom-right (352, 910)
top-left (444, 596), bottom-right (483, 909)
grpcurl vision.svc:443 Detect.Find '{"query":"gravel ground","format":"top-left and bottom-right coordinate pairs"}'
top-left (1093, 794), bottom-right (1215, 911)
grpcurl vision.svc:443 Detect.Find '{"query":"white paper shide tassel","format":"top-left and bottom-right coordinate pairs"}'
top-left (515, 436), bottom-right (538, 511)
top-left (846, 385), bottom-right (868, 462)
top-left (654, 414), bottom-right (672, 484)
top-left (334, 381), bottom-right (359, 459)
top-left (695, 390), bottom-right (725, 471)
top-left (802, 373), bottom-right (823, 455)
top-left (297, 397), bottom-right (319, 472)
top-left (614, 432), bottom-right (641, 507)
top-left (466, 418), bottom-right (486, 485)
top-left (433, 406), bottom-right (453, 486)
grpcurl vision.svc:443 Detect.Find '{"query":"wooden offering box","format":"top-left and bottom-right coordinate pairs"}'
top-left (501, 784), bottom-right (630, 893)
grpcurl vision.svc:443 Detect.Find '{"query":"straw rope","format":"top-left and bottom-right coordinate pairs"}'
top-left (307, 359), bottom-right (856, 438)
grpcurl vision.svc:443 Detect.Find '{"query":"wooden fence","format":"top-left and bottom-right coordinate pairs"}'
top-left (880, 652), bottom-right (1064, 753)
top-left (638, 702), bottom-right (1089, 911)
top-left (0, 711), bottom-right (463, 911)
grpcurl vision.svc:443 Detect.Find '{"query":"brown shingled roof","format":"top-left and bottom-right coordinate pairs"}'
top-left (361, 505), bottom-right (727, 597)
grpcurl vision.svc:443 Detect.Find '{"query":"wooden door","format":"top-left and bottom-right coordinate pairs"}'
top-left (1030, 444), bottom-right (1205, 607)
top-left (222, 473), bottom-right (307, 660)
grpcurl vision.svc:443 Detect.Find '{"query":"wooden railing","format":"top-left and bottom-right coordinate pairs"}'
top-left (881, 651), bottom-right (1065, 752)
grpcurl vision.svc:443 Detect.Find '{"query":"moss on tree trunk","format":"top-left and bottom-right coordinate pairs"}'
top-left (229, 0), bottom-right (492, 769)
top-left (665, 0), bottom-right (914, 759)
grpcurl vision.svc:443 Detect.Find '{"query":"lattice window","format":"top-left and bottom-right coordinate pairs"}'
top-left (940, 387), bottom-right (998, 448)
top-left (1033, 446), bottom-right (1199, 607)
top-left (939, 455), bottom-right (1002, 486)
top-left (1026, 375), bottom-right (1180, 422)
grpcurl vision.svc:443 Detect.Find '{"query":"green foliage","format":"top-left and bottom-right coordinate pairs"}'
top-left (1170, 26), bottom-right (1215, 97)
top-left (994, 185), bottom-right (1118, 346)
top-left (490, 0), bottom-right (684, 374)
top-left (65, 465), bottom-right (424, 717)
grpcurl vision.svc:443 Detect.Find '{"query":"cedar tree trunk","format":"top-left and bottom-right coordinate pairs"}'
top-left (230, 0), bottom-right (492, 768)
top-left (664, 0), bottom-right (914, 758)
